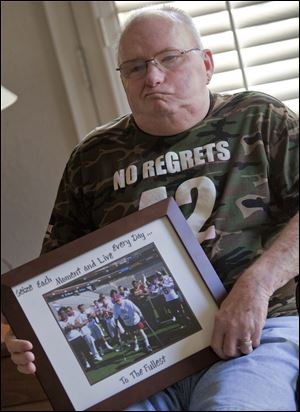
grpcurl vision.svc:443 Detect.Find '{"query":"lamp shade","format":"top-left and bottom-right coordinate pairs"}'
top-left (1, 85), bottom-right (18, 111)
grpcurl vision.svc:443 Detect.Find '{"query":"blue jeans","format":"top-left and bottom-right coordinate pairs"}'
top-left (125, 316), bottom-right (299, 411)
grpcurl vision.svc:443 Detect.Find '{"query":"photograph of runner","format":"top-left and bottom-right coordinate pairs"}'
top-left (43, 243), bottom-right (202, 385)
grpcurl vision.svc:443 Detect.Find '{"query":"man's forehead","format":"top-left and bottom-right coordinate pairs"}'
top-left (118, 14), bottom-right (190, 60)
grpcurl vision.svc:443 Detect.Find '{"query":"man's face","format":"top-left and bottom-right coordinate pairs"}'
top-left (66, 307), bottom-right (74, 316)
top-left (118, 15), bottom-right (213, 129)
top-left (59, 310), bottom-right (68, 321)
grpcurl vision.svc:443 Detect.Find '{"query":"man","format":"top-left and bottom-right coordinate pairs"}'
top-left (65, 305), bottom-right (103, 362)
top-left (113, 294), bottom-right (152, 354)
top-left (98, 294), bottom-right (126, 349)
top-left (157, 272), bottom-right (187, 327)
top-left (118, 285), bottom-right (131, 299)
top-left (4, 6), bottom-right (299, 411)
top-left (130, 279), bottom-right (158, 330)
top-left (57, 308), bottom-right (99, 371)
top-left (76, 304), bottom-right (113, 356)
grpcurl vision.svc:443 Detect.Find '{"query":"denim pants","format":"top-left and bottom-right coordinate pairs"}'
top-left (125, 316), bottom-right (299, 411)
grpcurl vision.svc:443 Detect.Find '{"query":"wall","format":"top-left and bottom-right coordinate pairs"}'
top-left (1, 1), bottom-right (78, 272)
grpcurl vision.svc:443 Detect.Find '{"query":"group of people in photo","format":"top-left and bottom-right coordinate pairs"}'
top-left (55, 269), bottom-right (191, 372)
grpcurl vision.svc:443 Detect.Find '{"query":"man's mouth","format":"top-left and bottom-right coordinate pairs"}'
top-left (144, 92), bottom-right (169, 98)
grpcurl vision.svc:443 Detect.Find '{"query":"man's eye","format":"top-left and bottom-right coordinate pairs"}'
top-left (161, 54), bottom-right (180, 64)
top-left (130, 63), bottom-right (145, 73)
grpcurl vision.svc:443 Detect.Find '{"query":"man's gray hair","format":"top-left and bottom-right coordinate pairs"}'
top-left (117, 5), bottom-right (203, 60)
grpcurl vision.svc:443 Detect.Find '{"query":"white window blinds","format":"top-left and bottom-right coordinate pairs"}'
top-left (115, 1), bottom-right (299, 113)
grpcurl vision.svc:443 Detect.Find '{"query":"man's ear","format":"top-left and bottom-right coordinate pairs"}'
top-left (202, 49), bottom-right (214, 84)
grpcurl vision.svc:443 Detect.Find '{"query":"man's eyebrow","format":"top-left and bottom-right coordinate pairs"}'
top-left (119, 56), bottom-right (145, 65)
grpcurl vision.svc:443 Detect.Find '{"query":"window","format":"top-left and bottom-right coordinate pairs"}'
top-left (115, 1), bottom-right (299, 113)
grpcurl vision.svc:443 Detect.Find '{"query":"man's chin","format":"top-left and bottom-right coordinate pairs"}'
top-left (147, 99), bottom-right (176, 115)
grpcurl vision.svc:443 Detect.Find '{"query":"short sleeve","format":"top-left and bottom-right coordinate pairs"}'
top-left (267, 104), bottom-right (299, 219)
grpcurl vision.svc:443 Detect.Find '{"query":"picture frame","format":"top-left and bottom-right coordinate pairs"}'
top-left (2, 197), bottom-right (227, 411)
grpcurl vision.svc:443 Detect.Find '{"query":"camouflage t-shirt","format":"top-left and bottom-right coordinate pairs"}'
top-left (42, 91), bottom-right (299, 317)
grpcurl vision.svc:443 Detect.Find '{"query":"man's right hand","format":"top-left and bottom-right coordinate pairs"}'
top-left (4, 329), bottom-right (36, 374)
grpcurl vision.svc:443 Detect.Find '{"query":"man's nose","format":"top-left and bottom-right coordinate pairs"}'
top-left (144, 60), bottom-right (166, 86)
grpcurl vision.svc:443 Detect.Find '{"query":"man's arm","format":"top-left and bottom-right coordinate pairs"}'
top-left (211, 211), bottom-right (299, 359)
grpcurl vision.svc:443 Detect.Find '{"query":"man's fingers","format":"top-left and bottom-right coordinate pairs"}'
top-left (17, 363), bottom-right (36, 375)
top-left (238, 340), bottom-right (254, 355)
top-left (5, 330), bottom-right (36, 375)
top-left (223, 334), bottom-right (242, 358)
top-left (5, 330), bottom-right (33, 354)
top-left (211, 317), bottom-right (255, 359)
top-left (211, 325), bottom-right (229, 359)
top-left (11, 351), bottom-right (35, 366)
top-left (251, 329), bottom-right (262, 348)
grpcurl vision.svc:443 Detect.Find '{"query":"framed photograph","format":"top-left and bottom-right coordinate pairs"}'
top-left (2, 197), bottom-right (227, 411)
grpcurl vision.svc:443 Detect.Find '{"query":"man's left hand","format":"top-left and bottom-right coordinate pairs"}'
top-left (211, 273), bottom-right (270, 359)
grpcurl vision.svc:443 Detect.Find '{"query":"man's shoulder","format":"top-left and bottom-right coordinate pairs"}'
top-left (84, 113), bottom-right (133, 140)
top-left (212, 90), bottom-right (288, 112)
top-left (71, 113), bottom-right (133, 157)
